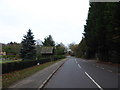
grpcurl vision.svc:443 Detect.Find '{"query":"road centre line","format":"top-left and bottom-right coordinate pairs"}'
top-left (108, 70), bottom-right (112, 72)
top-left (82, 60), bottom-right (86, 62)
top-left (85, 72), bottom-right (103, 90)
top-left (78, 64), bottom-right (81, 68)
top-left (101, 68), bottom-right (104, 69)
top-left (75, 59), bottom-right (78, 64)
top-left (96, 66), bottom-right (99, 67)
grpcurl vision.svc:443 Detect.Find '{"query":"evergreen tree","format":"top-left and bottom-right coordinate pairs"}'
top-left (76, 37), bottom-right (87, 58)
top-left (55, 43), bottom-right (66, 55)
top-left (42, 35), bottom-right (55, 46)
top-left (77, 2), bottom-right (120, 63)
top-left (20, 29), bottom-right (36, 60)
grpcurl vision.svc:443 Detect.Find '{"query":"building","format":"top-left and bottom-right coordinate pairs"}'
top-left (40, 47), bottom-right (54, 61)
top-left (0, 51), bottom-right (6, 56)
top-left (0, 43), bottom-right (6, 56)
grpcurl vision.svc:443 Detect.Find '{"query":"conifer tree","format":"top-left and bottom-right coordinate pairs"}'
top-left (42, 35), bottom-right (55, 46)
top-left (20, 29), bottom-right (36, 60)
top-left (76, 2), bottom-right (120, 63)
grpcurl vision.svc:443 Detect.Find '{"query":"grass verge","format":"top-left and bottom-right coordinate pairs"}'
top-left (2, 59), bottom-right (65, 88)
top-left (0, 59), bottom-right (22, 64)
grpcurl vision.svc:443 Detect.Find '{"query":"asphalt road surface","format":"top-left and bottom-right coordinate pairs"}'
top-left (44, 57), bottom-right (119, 89)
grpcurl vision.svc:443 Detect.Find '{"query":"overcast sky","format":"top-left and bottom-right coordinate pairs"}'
top-left (0, 0), bottom-right (90, 46)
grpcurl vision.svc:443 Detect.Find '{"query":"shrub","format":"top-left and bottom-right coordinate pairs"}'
top-left (54, 55), bottom-right (65, 61)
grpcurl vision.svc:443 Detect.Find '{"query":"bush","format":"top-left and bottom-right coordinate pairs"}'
top-left (54, 55), bottom-right (65, 61)
top-left (37, 58), bottom-right (50, 64)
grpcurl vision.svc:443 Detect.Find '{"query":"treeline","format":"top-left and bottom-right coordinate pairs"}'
top-left (76, 2), bottom-right (120, 63)
top-left (2, 29), bottom-right (67, 61)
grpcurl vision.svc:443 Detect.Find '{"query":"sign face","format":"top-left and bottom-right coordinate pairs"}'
top-left (90, 0), bottom-right (120, 2)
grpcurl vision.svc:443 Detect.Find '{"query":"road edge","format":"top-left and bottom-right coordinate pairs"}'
top-left (38, 59), bottom-right (67, 89)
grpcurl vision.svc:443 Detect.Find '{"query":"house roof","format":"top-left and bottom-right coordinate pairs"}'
top-left (41, 47), bottom-right (54, 54)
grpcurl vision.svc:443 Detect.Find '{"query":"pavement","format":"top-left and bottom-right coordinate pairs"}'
top-left (9, 58), bottom-right (67, 89)
top-left (44, 57), bottom-right (119, 89)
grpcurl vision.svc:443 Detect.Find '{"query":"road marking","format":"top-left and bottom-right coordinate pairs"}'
top-left (108, 70), bottom-right (112, 72)
top-left (101, 68), bottom-right (104, 70)
top-left (85, 72), bottom-right (103, 90)
top-left (75, 59), bottom-right (78, 64)
top-left (82, 60), bottom-right (86, 62)
top-left (78, 64), bottom-right (81, 68)
top-left (96, 66), bottom-right (99, 68)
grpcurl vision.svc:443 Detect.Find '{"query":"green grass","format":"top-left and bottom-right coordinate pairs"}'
top-left (2, 59), bottom-right (65, 88)
top-left (0, 59), bottom-right (22, 64)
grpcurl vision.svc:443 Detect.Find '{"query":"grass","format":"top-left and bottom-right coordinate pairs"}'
top-left (2, 59), bottom-right (64, 88)
top-left (0, 59), bottom-right (22, 64)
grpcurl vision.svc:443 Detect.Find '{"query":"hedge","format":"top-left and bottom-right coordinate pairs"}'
top-left (2, 58), bottom-right (50, 74)
top-left (2, 55), bottom-right (16, 59)
top-left (2, 55), bottom-right (66, 74)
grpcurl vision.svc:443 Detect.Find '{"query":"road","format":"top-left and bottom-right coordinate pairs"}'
top-left (44, 57), bottom-right (119, 89)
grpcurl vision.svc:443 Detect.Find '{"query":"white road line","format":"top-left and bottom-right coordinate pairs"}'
top-left (108, 70), bottom-right (112, 72)
top-left (82, 60), bottom-right (86, 62)
top-left (75, 59), bottom-right (78, 64)
top-left (85, 72), bottom-right (103, 90)
top-left (78, 64), bottom-right (81, 68)
top-left (101, 68), bottom-right (104, 69)
top-left (96, 66), bottom-right (99, 68)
